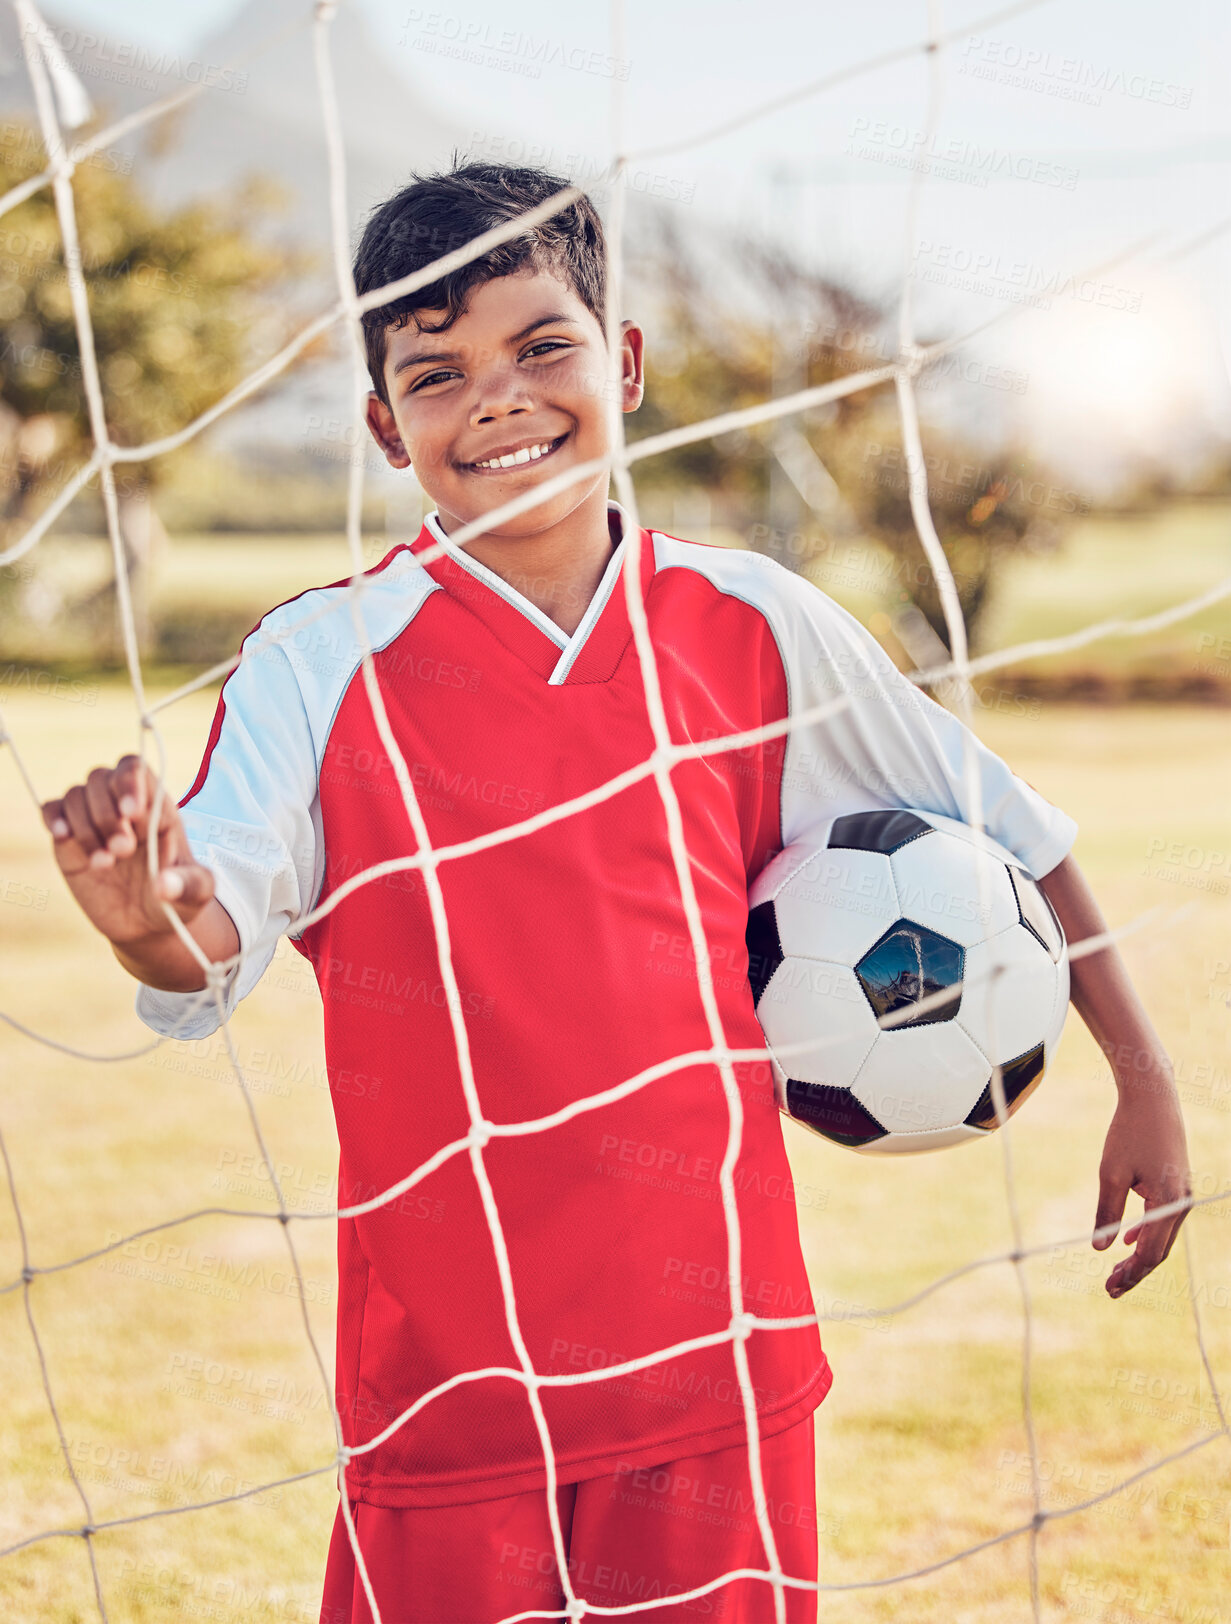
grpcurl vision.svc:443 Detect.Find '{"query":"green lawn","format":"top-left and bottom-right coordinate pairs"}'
top-left (0, 685), bottom-right (1228, 1620)
top-left (2, 500), bottom-right (1229, 692)
top-left (802, 500), bottom-right (1231, 689)
top-left (972, 502), bottom-right (1231, 683)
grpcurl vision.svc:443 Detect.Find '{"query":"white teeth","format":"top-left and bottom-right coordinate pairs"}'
top-left (472, 439), bottom-right (556, 470)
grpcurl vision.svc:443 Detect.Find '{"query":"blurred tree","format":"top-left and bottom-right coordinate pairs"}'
top-left (0, 122), bottom-right (304, 648)
top-left (629, 212), bottom-right (1074, 652)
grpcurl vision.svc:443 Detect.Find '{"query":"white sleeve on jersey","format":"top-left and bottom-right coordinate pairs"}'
top-left (775, 570), bottom-right (1078, 877)
top-left (135, 636), bottom-right (322, 1042)
top-left (134, 554), bottom-right (438, 1042)
top-left (649, 534), bottom-right (1077, 878)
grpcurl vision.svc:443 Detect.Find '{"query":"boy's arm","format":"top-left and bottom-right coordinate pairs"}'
top-left (41, 754), bottom-right (240, 991)
top-left (771, 576), bottom-right (1190, 1297)
top-left (1038, 853), bottom-right (1192, 1299)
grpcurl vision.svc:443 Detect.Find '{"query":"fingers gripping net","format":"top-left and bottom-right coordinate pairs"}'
top-left (1, 1), bottom-right (1228, 1620)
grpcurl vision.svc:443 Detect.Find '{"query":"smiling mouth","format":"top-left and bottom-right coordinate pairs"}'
top-left (461, 433), bottom-right (569, 475)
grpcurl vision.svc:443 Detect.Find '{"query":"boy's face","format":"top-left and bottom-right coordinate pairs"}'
top-left (365, 265), bottom-right (644, 539)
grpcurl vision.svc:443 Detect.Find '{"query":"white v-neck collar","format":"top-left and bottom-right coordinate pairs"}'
top-left (422, 502), bottom-right (631, 686)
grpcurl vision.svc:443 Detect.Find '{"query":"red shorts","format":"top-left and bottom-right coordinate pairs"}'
top-left (320, 1417), bottom-right (819, 1623)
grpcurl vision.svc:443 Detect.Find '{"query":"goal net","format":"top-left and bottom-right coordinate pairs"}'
top-left (1, 2), bottom-right (1228, 1621)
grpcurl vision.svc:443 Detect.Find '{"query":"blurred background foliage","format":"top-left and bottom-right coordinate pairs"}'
top-left (632, 213), bottom-right (1085, 657)
top-left (0, 127), bottom-right (304, 514)
top-left (0, 123), bottom-right (314, 652)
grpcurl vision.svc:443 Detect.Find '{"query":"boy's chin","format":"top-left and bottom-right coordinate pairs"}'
top-left (436, 487), bottom-right (595, 540)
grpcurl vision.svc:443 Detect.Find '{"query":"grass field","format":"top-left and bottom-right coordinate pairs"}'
top-left (0, 682), bottom-right (1228, 1622)
top-left (2, 499), bottom-right (1229, 693)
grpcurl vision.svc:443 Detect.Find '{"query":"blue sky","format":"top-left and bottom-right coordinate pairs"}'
top-left (34, 0), bottom-right (1231, 481)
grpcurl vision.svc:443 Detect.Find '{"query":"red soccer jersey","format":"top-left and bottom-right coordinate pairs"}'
top-left (139, 503), bottom-right (1075, 1507)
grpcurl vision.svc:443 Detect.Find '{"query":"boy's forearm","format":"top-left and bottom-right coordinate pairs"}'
top-left (111, 898), bottom-right (241, 993)
top-left (1037, 854), bottom-right (1173, 1097)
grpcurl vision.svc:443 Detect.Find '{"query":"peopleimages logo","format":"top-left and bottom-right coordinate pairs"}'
top-left (959, 35), bottom-right (1193, 109)
top-left (402, 11), bottom-right (631, 80)
top-left (913, 242), bottom-right (1143, 315)
top-left (845, 117), bottom-right (1080, 191)
top-left (47, 28), bottom-right (249, 94)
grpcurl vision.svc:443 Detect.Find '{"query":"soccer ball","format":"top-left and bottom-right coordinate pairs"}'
top-left (746, 809), bottom-right (1069, 1154)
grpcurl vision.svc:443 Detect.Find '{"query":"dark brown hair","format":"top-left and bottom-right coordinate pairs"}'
top-left (353, 161), bottom-right (607, 405)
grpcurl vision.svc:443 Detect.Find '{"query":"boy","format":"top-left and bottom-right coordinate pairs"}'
top-left (43, 164), bottom-right (1190, 1623)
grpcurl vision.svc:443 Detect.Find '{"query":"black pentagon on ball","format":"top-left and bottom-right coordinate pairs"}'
top-left (745, 901), bottom-right (783, 1006)
top-left (1009, 868), bottom-right (1065, 963)
top-left (829, 809), bottom-right (932, 855)
top-left (784, 1079), bottom-right (887, 1147)
top-left (964, 1043), bottom-right (1046, 1130)
top-left (855, 920), bottom-right (964, 1026)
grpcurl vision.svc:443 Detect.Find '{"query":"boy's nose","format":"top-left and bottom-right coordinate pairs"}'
top-left (469, 366), bottom-right (536, 427)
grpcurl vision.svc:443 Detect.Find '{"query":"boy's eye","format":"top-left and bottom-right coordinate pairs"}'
top-left (410, 369), bottom-right (457, 392)
top-left (407, 341), bottom-right (570, 393)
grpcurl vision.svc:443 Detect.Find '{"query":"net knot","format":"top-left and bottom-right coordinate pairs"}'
top-left (565, 1600), bottom-right (588, 1621)
top-left (470, 1119), bottom-right (494, 1150)
top-left (730, 1311), bottom-right (756, 1343)
top-left (896, 341), bottom-right (928, 379)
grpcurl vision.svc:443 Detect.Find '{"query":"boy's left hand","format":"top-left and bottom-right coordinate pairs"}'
top-left (1092, 1079), bottom-right (1192, 1299)
top-left (1036, 855), bottom-right (1193, 1303)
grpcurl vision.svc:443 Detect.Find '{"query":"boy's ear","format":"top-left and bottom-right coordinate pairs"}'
top-left (365, 391), bottom-right (411, 469)
top-left (620, 319), bottom-right (645, 413)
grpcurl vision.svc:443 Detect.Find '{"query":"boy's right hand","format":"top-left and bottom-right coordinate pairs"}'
top-left (41, 754), bottom-right (217, 948)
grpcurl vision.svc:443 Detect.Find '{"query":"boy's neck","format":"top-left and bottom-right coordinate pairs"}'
top-left (433, 486), bottom-right (619, 638)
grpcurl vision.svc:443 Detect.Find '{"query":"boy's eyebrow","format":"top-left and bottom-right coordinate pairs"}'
top-left (391, 313), bottom-right (581, 377)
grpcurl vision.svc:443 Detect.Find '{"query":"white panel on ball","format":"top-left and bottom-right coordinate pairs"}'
top-left (918, 810), bottom-right (1024, 863)
top-left (850, 1020), bottom-right (989, 1133)
top-left (863, 1123), bottom-right (986, 1156)
top-left (758, 958), bottom-right (881, 1087)
top-left (764, 847), bottom-right (900, 965)
top-left (957, 924), bottom-right (1062, 1065)
top-left (889, 831), bottom-right (1019, 947)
